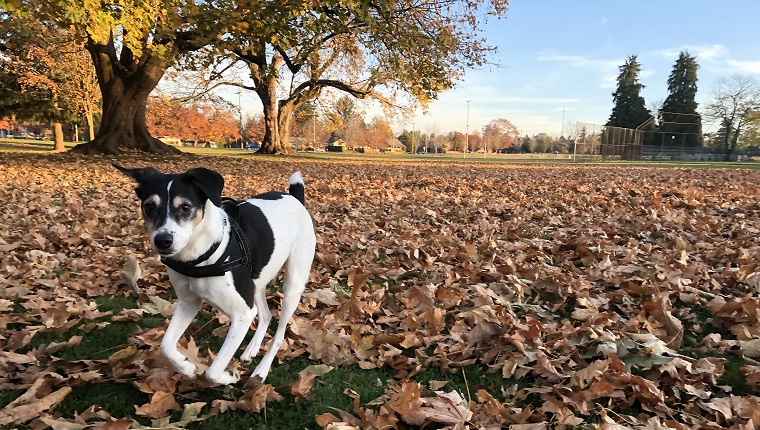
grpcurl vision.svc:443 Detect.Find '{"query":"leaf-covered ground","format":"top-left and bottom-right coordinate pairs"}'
top-left (1, 152), bottom-right (759, 429)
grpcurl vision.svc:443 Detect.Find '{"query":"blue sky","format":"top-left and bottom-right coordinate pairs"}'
top-left (412, 0), bottom-right (760, 137)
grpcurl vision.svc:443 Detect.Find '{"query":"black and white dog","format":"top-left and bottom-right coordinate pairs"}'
top-left (114, 165), bottom-right (316, 384)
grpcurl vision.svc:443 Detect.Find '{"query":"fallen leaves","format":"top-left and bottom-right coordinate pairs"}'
top-left (0, 377), bottom-right (72, 427)
top-left (1, 153), bottom-right (759, 428)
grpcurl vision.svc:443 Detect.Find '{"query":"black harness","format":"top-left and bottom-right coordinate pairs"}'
top-left (161, 198), bottom-right (256, 306)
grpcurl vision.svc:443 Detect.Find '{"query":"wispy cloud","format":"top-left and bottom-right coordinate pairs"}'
top-left (489, 96), bottom-right (582, 104)
top-left (653, 44), bottom-right (728, 60)
top-left (727, 59), bottom-right (760, 74)
top-left (536, 54), bottom-right (620, 70)
top-left (652, 44), bottom-right (760, 75)
top-left (536, 53), bottom-right (622, 89)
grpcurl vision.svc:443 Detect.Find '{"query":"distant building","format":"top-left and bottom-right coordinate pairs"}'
top-left (384, 138), bottom-right (405, 153)
top-left (158, 136), bottom-right (182, 146)
top-left (327, 139), bottom-right (346, 152)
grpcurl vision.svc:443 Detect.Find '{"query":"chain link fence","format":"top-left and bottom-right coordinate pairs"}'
top-left (573, 123), bottom-right (643, 161)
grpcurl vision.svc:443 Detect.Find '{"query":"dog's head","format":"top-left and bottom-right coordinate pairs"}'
top-left (114, 164), bottom-right (224, 258)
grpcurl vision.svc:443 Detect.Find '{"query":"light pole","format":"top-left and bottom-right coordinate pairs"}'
top-left (411, 122), bottom-right (415, 154)
top-left (482, 129), bottom-right (487, 159)
top-left (237, 90), bottom-right (244, 148)
top-left (465, 100), bottom-right (472, 158)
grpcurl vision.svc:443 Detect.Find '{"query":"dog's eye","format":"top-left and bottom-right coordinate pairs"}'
top-left (143, 202), bottom-right (157, 215)
top-left (179, 204), bottom-right (193, 214)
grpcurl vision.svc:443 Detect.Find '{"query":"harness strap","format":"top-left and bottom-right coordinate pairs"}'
top-left (161, 198), bottom-right (253, 279)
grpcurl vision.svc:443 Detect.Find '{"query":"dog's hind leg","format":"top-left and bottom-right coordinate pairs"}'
top-left (240, 281), bottom-right (271, 363)
top-left (161, 297), bottom-right (203, 378)
top-left (251, 245), bottom-right (314, 381)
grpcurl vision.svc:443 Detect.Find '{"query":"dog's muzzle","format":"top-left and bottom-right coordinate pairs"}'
top-left (154, 232), bottom-right (174, 253)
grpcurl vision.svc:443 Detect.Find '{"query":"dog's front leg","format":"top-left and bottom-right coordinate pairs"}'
top-left (160, 298), bottom-right (203, 378)
top-left (204, 310), bottom-right (256, 385)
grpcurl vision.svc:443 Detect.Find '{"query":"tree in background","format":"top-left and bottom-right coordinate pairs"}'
top-left (534, 134), bottom-right (550, 153)
top-left (363, 117), bottom-right (394, 150)
top-left (659, 51), bottom-right (702, 147)
top-left (483, 118), bottom-right (519, 152)
top-left (60, 48), bottom-right (100, 142)
top-left (739, 111), bottom-right (760, 148)
top-left (326, 96), bottom-right (364, 145)
top-left (146, 97), bottom-right (186, 139)
top-left (704, 74), bottom-right (760, 160)
top-left (0, 14), bottom-right (98, 150)
top-left (467, 132), bottom-right (481, 152)
top-left (3, 0), bottom-right (214, 154)
top-left (447, 131), bottom-right (465, 152)
top-left (208, 0), bottom-right (508, 154)
top-left (146, 97), bottom-right (241, 146)
top-left (291, 102), bottom-right (321, 147)
top-left (520, 135), bottom-right (536, 153)
top-left (606, 55), bottom-right (651, 129)
top-left (244, 114), bottom-right (266, 143)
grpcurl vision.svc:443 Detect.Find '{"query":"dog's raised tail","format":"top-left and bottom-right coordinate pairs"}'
top-left (288, 172), bottom-right (305, 205)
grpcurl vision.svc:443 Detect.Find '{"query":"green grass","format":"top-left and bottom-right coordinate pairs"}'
top-left (22, 295), bottom-right (166, 361)
top-left (59, 383), bottom-right (149, 420)
top-left (196, 358), bottom-right (394, 430)
top-left (719, 355), bottom-right (759, 396)
top-left (1, 137), bottom-right (757, 169)
top-left (0, 138), bottom-right (69, 152)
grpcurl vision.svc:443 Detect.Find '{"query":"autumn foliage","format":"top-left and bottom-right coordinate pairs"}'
top-left (146, 98), bottom-right (241, 145)
top-left (0, 153), bottom-right (759, 429)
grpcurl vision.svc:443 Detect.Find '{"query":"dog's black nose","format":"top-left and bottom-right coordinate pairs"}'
top-left (154, 233), bottom-right (174, 250)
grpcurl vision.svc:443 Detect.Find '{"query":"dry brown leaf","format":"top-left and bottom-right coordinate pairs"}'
top-left (3, 156), bottom-right (760, 428)
top-left (134, 391), bottom-right (181, 419)
top-left (233, 383), bottom-right (284, 413)
top-left (0, 379), bottom-right (71, 426)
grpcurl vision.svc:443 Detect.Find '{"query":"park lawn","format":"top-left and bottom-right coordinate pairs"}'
top-left (0, 151), bottom-right (759, 429)
top-left (4, 137), bottom-right (759, 169)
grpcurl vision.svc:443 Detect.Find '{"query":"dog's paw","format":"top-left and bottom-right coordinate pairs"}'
top-left (174, 359), bottom-right (197, 378)
top-left (205, 370), bottom-right (240, 385)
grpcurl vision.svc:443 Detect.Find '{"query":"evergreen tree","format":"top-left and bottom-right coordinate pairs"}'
top-left (520, 135), bottom-right (535, 153)
top-left (659, 51), bottom-right (703, 147)
top-left (607, 55), bottom-right (651, 129)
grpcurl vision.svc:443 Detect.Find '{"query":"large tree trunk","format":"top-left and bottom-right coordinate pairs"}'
top-left (52, 122), bottom-right (65, 152)
top-left (725, 123), bottom-right (742, 162)
top-left (251, 54), bottom-right (294, 155)
top-left (71, 39), bottom-right (179, 155)
top-left (86, 111), bottom-right (95, 141)
top-left (277, 102), bottom-right (296, 153)
top-left (258, 88), bottom-right (284, 154)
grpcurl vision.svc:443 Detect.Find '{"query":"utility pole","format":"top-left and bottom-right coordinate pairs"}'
top-left (561, 108), bottom-right (566, 138)
top-left (237, 90), bottom-right (244, 148)
top-left (465, 100), bottom-right (472, 158)
top-left (411, 122), bottom-right (415, 154)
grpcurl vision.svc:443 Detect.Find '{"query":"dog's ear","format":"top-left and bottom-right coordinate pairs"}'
top-left (186, 168), bottom-right (224, 207)
top-left (112, 164), bottom-right (162, 183)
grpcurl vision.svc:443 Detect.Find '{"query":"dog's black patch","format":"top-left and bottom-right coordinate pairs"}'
top-left (253, 191), bottom-right (285, 201)
top-left (134, 174), bottom-right (173, 227)
top-left (224, 202), bottom-right (275, 305)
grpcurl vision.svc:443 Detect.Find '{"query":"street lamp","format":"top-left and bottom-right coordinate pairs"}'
top-left (237, 90), bottom-right (244, 147)
top-left (465, 100), bottom-right (472, 158)
top-left (411, 122), bottom-right (415, 154)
